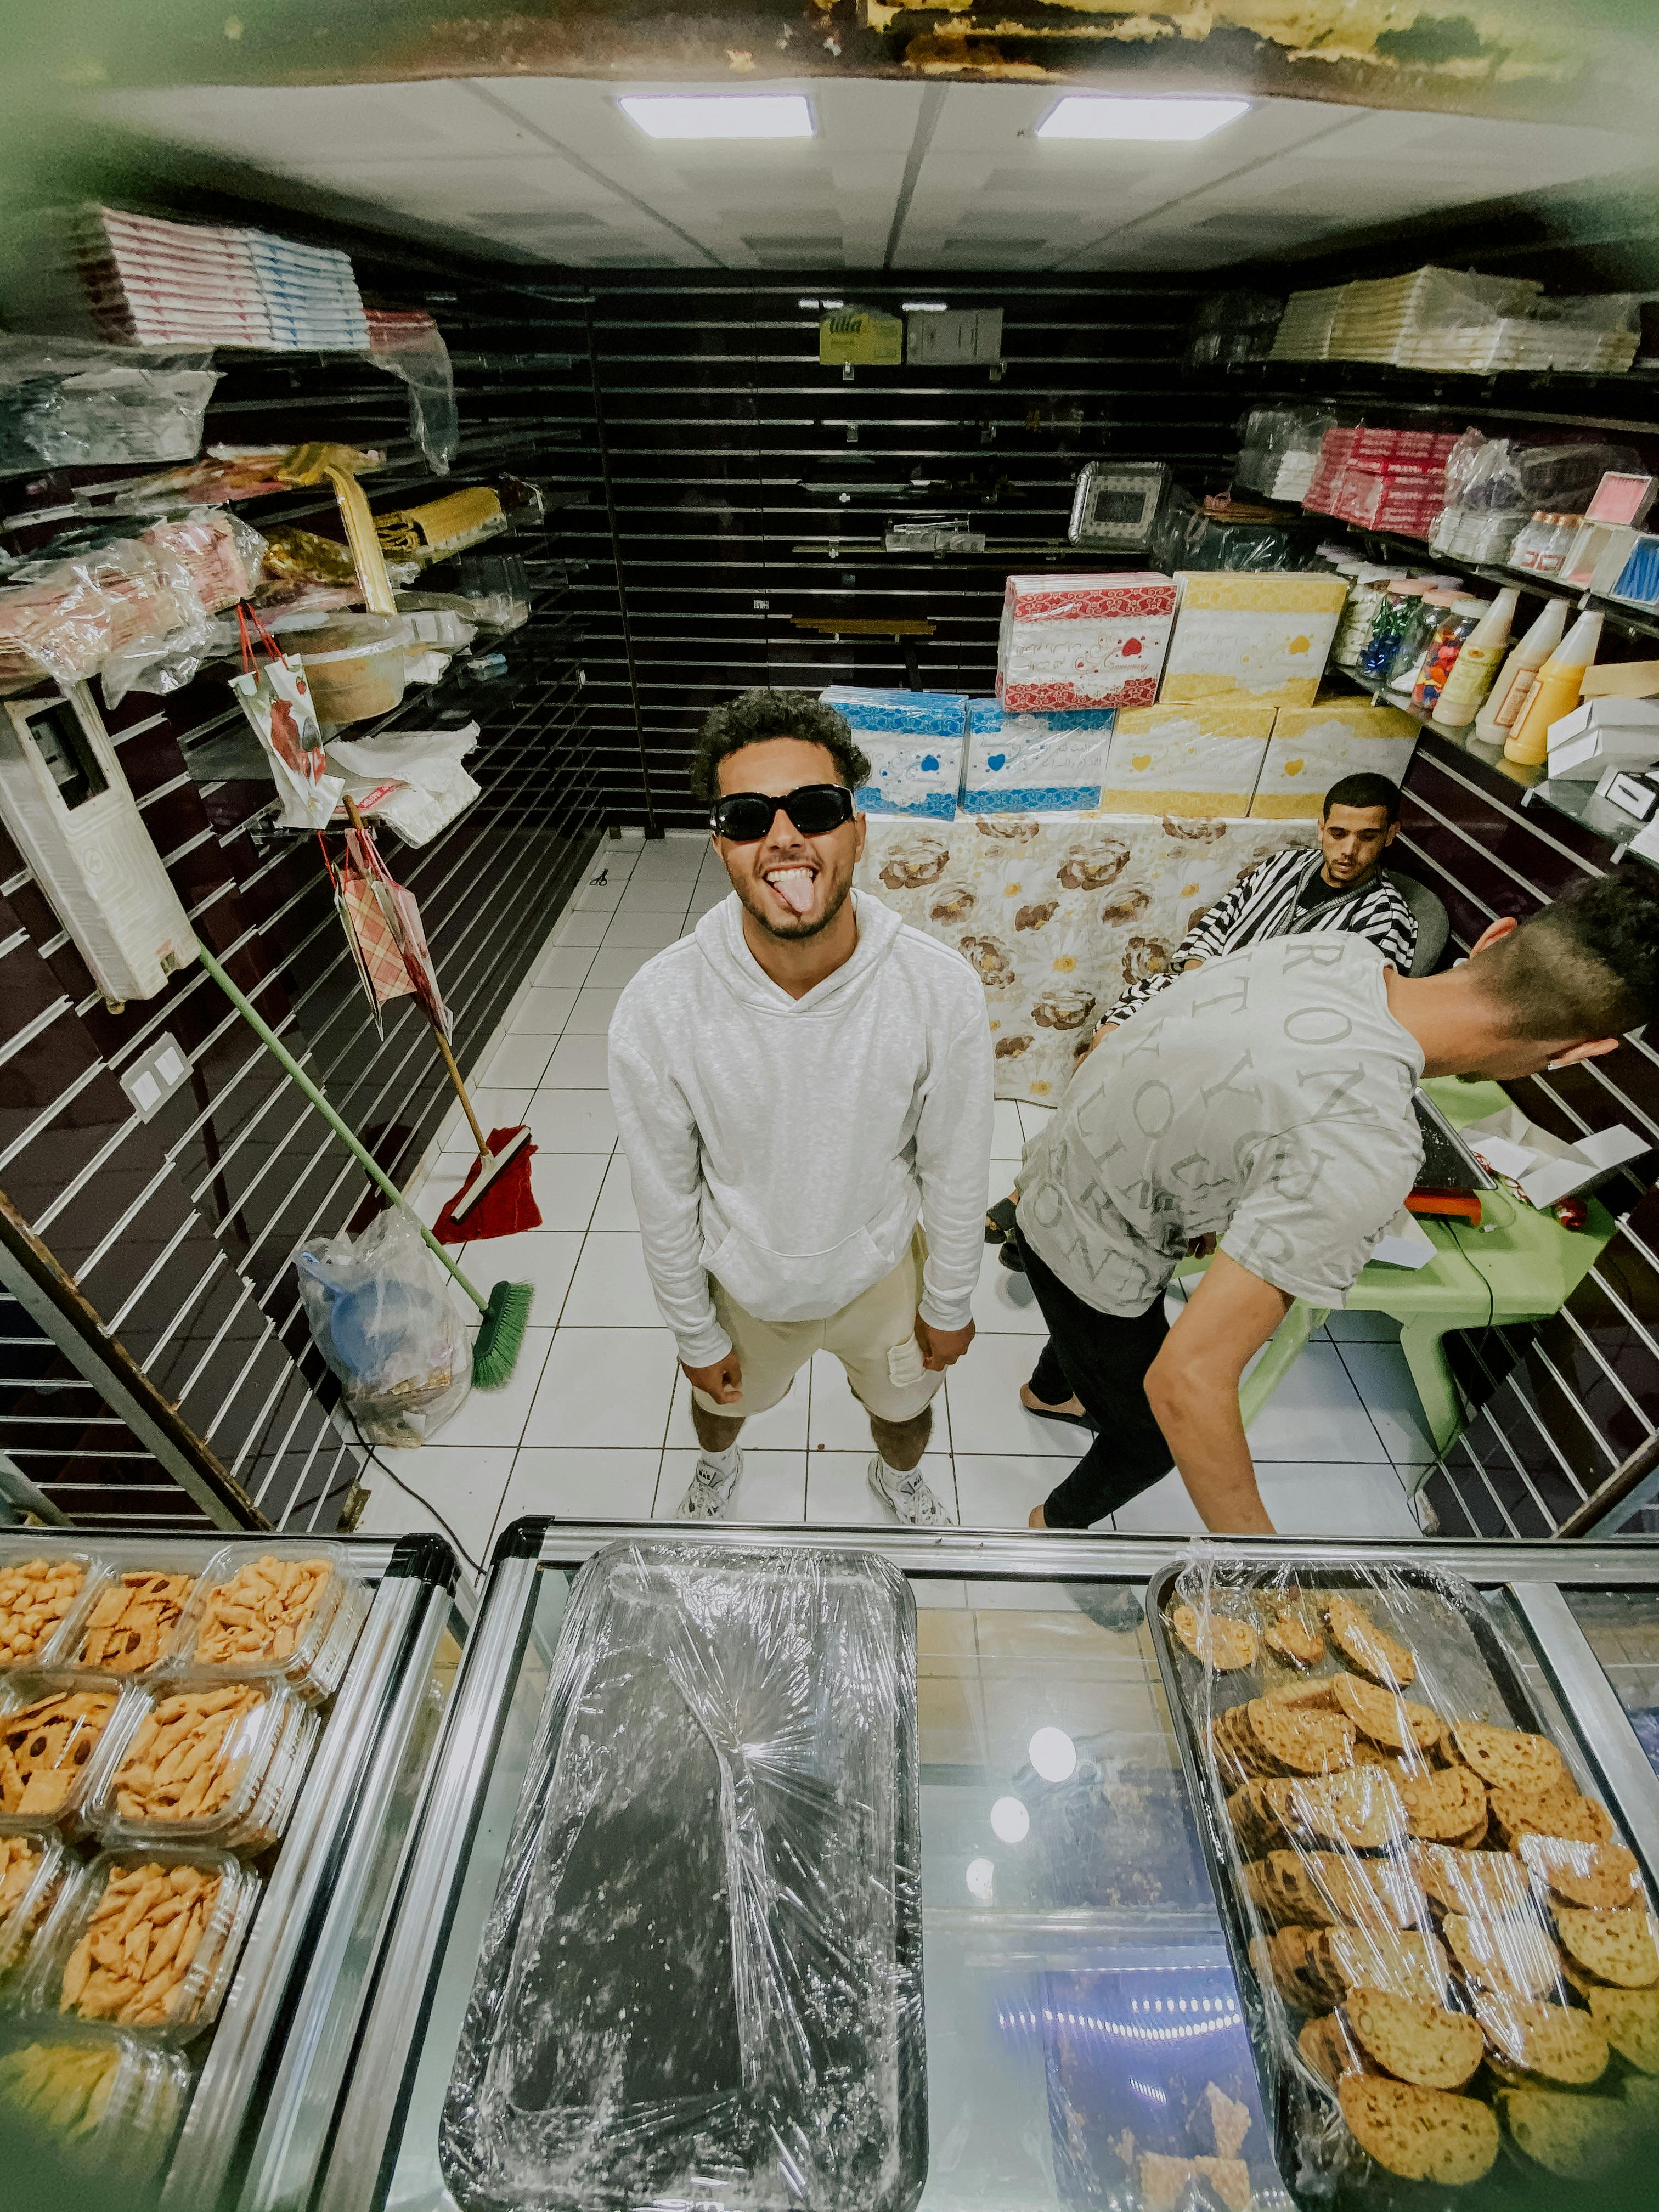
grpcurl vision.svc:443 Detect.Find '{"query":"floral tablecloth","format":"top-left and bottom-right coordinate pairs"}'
top-left (857, 812), bottom-right (1314, 1102)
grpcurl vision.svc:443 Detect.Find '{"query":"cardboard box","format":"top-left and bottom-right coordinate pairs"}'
top-left (1581, 661), bottom-right (1659, 702)
top-left (1101, 703), bottom-right (1275, 817)
top-left (822, 687), bottom-right (966, 820)
top-left (1249, 700), bottom-right (1419, 819)
top-left (1160, 571), bottom-right (1349, 708)
top-left (1547, 698), bottom-right (1659, 780)
top-left (960, 700), bottom-right (1114, 814)
top-left (996, 572), bottom-right (1176, 713)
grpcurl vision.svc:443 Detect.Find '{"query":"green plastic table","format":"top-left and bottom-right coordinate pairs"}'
top-left (1178, 1076), bottom-right (1614, 1476)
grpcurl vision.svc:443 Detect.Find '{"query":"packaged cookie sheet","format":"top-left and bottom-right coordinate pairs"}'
top-left (1153, 1552), bottom-right (1659, 2204)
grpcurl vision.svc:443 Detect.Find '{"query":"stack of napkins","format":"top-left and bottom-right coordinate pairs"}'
top-left (246, 233), bottom-right (368, 350)
top-left (1460, 1105), bottom-right (1645, 1210)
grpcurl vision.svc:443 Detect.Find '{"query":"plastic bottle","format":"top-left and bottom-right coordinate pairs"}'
top-left (1505, 609), bottom-right (1604, 765)
top-left (1431, 587), bottom-right (1518, 727)
top-left (1511, 511), bottom-right (1554, 571)
top-left (1413, 597), bottom-right (1487, 717)
top-left (1474, 597), bottom-right (1567, 746)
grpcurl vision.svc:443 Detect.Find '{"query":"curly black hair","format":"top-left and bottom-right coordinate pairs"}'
top-left (1482, 866), bottom-right (1659, 1038)
top-left (688, 688), bottom-right (871, 804)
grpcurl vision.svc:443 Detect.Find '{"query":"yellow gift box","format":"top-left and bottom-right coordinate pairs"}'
top-left (1249, 700), bottom-right (1420, 819)
top-left (1160, 571), bottom-right (1349, 708)
top-left (1098, 702), bottom-right (1276, 817)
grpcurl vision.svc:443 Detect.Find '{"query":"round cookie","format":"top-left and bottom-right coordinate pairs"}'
top-left (1337, 2076), bottom-right (1498, 2185)
top-left (1450, 1719), bottom-right (1565, 1795)
top-left (1341, 1987), bottom-right (1483, 2090)
top-left (1497, 2087), bottom-right (1628, 2179)
top-left (1443, 1910), bottom-right (1560, 1999)
top-left (1554, 1907), bottom-right (1659, 1991)
top-left (1327, 1595), bottom-right (1415, 1690)
top-left (1330, 1672), bottom-right (1443, 1753)
top-left (1265, 1610), bottom-right (1326, 1671)
top-left (1586, 1987), bottom-right (1659, 2073)
top-left (1245, 1696), bottom-right (1356, 1776)
top-left (1516, 1834), bottom-right (1643, 1912)
top-left (1398, 1764), bottom-right (1487, 1844)
top-left (1171, 1602), bottom-right (1257, 1671)
top-left (1475, 1994), bottom-right (1609, 2086)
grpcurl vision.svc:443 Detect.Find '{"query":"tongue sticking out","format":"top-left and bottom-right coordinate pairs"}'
top-left (769, 870), bottom-right (815, 916)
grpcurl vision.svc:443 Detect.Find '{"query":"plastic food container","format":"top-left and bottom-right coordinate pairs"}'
top-left (174, 1540), bottom-right (369, 1706)
top-left (0, 2018), bottom-right (191, 2180)
top-left (59, 1548), bottom-right (202, 1680)
top-left (22, 1844), bottom-right (261, 2045)
top-left (0, 1544), bottom-right (98, 1672)
top-left (294, 615), bottom-right (408, 724)
top-left (0, 1673), bottom-right (128, 1836)
top-left (0, 1833), bottom-right (70, 1983)
top-left (86, 1676), bottom-right (318, 1855)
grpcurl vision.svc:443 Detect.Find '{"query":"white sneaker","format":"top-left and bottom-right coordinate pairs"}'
top-left (678, 1449), bottom-right (742, 1520)
top-left (868, 1455), bottom-right (954, 1527)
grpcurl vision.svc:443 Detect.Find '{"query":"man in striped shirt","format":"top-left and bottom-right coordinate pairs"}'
top-left (1101, 771), bottom-right (1418, 1032)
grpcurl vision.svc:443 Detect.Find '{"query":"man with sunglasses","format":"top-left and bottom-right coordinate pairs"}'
top-left (609, 688), bottom-right (993, 1524)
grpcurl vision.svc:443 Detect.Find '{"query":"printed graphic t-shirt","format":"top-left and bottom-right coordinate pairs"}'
top-left (1016, 935), bottom-right (1425, 1317)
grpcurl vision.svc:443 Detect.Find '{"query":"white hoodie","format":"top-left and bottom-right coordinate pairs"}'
top-left (608, 889), bottom-right (994, 1366)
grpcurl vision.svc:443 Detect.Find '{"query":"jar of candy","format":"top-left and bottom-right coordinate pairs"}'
top-left (1357, 579), bottom-right (1430, 684)
top-left (1412, 596), bottom-right (1486, 717)
top-left (1385, 589), bottom-right (1461, 694)
top-left (1333, 566), bottom-right (1406, 663)
top-left (1532, 514), bottom-right (1583, 578)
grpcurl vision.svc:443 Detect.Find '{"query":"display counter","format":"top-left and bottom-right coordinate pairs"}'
top-left (298, 1523), bottom-right (1659, 2212)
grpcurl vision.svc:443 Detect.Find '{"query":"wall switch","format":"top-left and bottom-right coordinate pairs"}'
top-left (121, 1031), bottom-right (193, 1122)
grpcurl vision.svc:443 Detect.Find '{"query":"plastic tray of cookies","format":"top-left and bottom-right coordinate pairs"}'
top-left (54, 1547), bottom-right (206, 1682)
top-left (19, 1844), bottom-right (262, 2047)
top-left (0, 1833), bottom-right (71, 1982)
top-left (83, 1675), bottom-right (319, 1855)
top-left (0, 1544), bottom-right (100, 1672)
top-left (168, 1540), bottom-right (370, 1705)
top-left (0, 1674), bottom-right (129, 1836)
top-left (1149, 1554), bottom-right (1659, 2204)
top-left (0, 2016), bottom-right (193, 2180)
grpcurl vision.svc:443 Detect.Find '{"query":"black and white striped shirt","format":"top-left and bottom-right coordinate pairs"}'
top-left (1106, 848), bottom-right (1418, 1027)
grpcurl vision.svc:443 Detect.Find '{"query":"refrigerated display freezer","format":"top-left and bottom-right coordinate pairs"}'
top-left (294, 1525), bottom-right (1659, 2212)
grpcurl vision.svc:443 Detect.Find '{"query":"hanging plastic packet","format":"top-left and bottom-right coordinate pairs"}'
top-left (229, 605), bottom-right (342, 830)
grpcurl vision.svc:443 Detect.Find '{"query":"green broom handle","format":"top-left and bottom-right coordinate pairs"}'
top-left (197, 945), bottom-right (488, 1313)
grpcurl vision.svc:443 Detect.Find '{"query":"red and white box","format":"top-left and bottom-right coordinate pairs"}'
top-left (996, 572), bottom-right (1177, 712)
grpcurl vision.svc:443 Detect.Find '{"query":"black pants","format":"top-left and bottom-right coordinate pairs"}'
top-left (1017, 1231), bottom-right (1175, 1530)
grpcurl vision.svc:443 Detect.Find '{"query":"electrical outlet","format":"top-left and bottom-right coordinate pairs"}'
top-left (120, 1031), bottom-right (193, 1122)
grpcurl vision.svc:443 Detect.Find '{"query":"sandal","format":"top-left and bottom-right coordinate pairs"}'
top-left (1020, 1387), bottom-right (1097, 1432)
top-left (985, 1196), bottom-right (1018, 1245)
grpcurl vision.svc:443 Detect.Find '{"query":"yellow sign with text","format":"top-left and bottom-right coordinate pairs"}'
top-left (819, 308), bottom-right (903, 366)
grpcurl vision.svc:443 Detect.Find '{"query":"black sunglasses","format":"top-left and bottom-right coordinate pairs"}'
top-left (709, 782), bottom-right (856, 844)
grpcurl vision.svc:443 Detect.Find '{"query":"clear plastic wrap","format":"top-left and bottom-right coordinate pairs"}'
top-left (0, 535), bottom-right (206, 695)
top-left (1153, 1549), bottom-right (1659, 2204)
top-left (326, 722), bottom-right (482, 846)
top-left (0, 337), bottom-right (216, 475)
top-left (1235, 405), bottom-right (1338, 504)
top-left (295, 1206), bottom-right (471, 1451)
top-left (365, 307), bottom-right (459, 475)
top-left (0, 1547), bottom-right (97, 1672)
top-left (441, 1541), bottom-right (926, 2212)
top-left (84, 1675), bottom-right (317, 1855)
top-left (0, 1834), bottom-right (70, 1982)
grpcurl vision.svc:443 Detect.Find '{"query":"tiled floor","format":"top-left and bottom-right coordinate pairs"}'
top-left (361, 833), bottom-right (1432, 1569)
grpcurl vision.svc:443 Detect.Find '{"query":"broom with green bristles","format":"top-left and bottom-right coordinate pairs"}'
top-left (198, 945), bottom-right (532, 1388)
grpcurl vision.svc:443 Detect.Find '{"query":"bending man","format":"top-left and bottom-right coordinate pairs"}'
top-left (1012, 870), bottom-right (1659, 1534)
top-left (610, 688), bottom-right (992, 1526)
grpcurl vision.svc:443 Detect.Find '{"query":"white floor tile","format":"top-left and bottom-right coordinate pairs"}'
top-left (565, 987), bottom-right (623, 1035)
top-left (541, 1034), bottom-right (610, 1088)
top-left (411, 1167), bottom-right (466, 1227)
top-left (1245, 1343), bottom-right (1392, 1463)
top-left (512, 987), bottom-right (577, 1035)
top-left (656, 1448), bottom-right (808, 1521)
top-left (356, 1444), bottom-right (515, 1574)
top-left (1256, 1462), bottom-right (1423, 1539)
top-left (533, 946), bottom-right (596, 990)
top-left (802, 1350), bottom-right (944, 1452)
top-left (668, 1365), bottom-right (808, 1449)
top-left (953, 1453), bottom-right (1056, 1529)
top-left (482, 1034), bottom-right (556, 1089)
top-left (615, 879), bottom-right (696, 915)
top-left (576, 879), bottom-right (625, 913)
top-left (522, 1090), bottom-right (617, 1152)
top-left (1335, 1341), bottom-right (1439, 1464)
top-left (585, 946), bottom-right (661, 988)
top-left (991, 1100), bottom-right (1026, 1161)
top-left (563, 1232), bottom-right (662, 1328)
top-left (1324, 1307), bottom-right (1403, 1343)
top-left (459, 1230), bottom-right (582, 1322)
top-left (806, 1450), bottom-right (958, 1526)
top-left (1112, 1470), bottom-right (1205, 1534)
top-left (602, 913), bottom-right (681, 950)
top-left (943, 1333), bottom-right (1085, 1457)
top-left (552, 910), bottom-right (608, 946)
top-left (498, 1447), bottom-right (660, 1528)
top-left (590, 1152), bottom-right (639, 1231)
top-left (986, 1164), bottom-right (1017, 1213)
top-left (441, 1090), bottom-right (529, 1152)
top-left (524, 1152), bottom-right (608, 1232)
top-left (428, 1331), bottom-right (555, 1449)
top-left (526, 1327), bottom-right (678, 1448)
top-left (969, 1248), bottom-right (1048, 1335)
top-left (1016, 1101), bottom-right (1056, 1138)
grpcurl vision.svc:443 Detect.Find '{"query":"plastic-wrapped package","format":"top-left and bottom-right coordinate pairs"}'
top-left (822, 686), bottom-right (967, 819)
top-left (364, 308), bottom-right (459, 474)
top-left (326, 722), bottom-right (482, 846)
top-left (0, 535), bottom-right (207, 696)
top-left (441, 1541), bottom-right (926, 2212)
top-left (295, 1206), bottom-right (471, 1447)
top-left (0, 337), bottom-right (217, 475)
top-left (1150, 485), bottom-right (1325, 575)
top-left (961, 698), bottom-right (1113, 813)
top-left (1235, 405), bottom-right (1337, 504)
top-left (1153, 1549), bottom-right (1659, 2204)
top-left (997, 573), bottom-right (1175, 711)
top-left (1185, 289), bottom-right (1283, 373)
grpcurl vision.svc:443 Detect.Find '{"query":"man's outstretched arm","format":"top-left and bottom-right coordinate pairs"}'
top-left (1142, 1251), bottom-right (1292, 1534)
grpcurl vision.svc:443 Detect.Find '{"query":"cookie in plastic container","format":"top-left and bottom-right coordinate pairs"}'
top-left (172, 1539), bottom-right (369, 1706)
top-left (84, 1677), bottom-right (318, 1855)
top-left (0, 1673), bottom-right (128, 1836)
top-left (0, 2016), bottom-right (193, 2182)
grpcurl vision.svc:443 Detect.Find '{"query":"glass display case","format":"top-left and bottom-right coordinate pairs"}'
top-left (307, 1526), bottom-right (1659, 2212)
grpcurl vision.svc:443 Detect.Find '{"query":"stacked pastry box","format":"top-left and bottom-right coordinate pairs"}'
top-left (1302, 426), bottom-right (1458, 540)
top-left (821, 687), bottom-right (968, 820)
top-left (0, 1538), bottom-right (368, 2181)
top-left (1156, 1563), bottom-right (1659, 2202)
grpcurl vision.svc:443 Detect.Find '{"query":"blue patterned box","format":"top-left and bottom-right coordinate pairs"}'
top-left (960, 699), bottom-right (1115, 814)
top-left (824, 687), bottom-right (967, 817)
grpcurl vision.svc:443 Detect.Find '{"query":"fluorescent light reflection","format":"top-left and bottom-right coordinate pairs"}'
top-left (620, 93), bottom-right (815, 140)
top-left (990, 1795), bottom-right (1030, 1844)
top-left (1036, 96), bottom-right (1249, 143)
top-left (1029, 1726), bottom-right (1077, 1783)
top-left (966, 1857), bottom-right (995, 1904)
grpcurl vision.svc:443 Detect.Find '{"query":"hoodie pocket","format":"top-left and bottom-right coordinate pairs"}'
top-left (707, 1218), bottom-right (891, 1324)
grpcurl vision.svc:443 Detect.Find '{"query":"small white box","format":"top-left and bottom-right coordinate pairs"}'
top-left (1546, 698), bottom-right (1659, 781)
